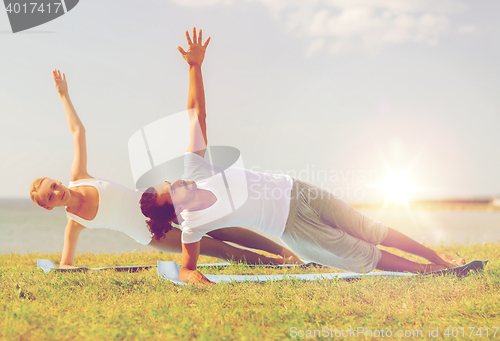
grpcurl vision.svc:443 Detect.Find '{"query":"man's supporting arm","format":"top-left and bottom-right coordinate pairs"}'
top-left (180, 241), bottom-right (214, 285)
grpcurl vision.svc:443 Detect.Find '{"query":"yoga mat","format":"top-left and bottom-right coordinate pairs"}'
top-left (37, 259), bottom-right (488, 285)
top-left (36, 259), bottom-right (318, 274)
top-left (157, 260), bottom-right (488, 285)
top-left (37, 259), bottom-right (156, 274)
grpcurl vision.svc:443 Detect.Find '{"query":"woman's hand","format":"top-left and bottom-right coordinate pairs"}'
top-left (52, 69), bottom-right (68, 94)
top-left (177, 27), bottom-right (210, 67)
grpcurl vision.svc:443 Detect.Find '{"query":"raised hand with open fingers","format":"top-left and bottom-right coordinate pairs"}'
top-left (176, 27), bottom-right (211, 66)
top-left (52, 69), bottom-right (68, 94)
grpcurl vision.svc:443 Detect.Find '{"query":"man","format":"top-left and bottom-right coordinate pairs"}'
top-left (140, 28), bottom-right (466, 285)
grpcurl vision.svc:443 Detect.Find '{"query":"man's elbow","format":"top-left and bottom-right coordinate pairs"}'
top-left (197, 111), bottom-right (206, 121)
top-left (187, 104), bottom-right (206, 117)
top-left (71, 126), bottom-right (86, 137)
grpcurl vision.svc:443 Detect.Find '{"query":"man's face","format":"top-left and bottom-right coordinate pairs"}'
top-left (153, 179), bottom-right (197, 213)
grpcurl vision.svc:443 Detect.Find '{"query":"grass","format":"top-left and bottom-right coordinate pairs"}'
top-left (1, 243), bottom-right (499, 340)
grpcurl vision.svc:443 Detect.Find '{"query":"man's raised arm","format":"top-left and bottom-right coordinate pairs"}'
top-left (177, 27), bottom-right (211, 157)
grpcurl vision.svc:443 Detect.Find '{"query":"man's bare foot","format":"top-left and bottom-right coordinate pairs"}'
top-left (421, 263), bottom-right (447, 273)
top-left (431, 251), bottom-right (466, 268)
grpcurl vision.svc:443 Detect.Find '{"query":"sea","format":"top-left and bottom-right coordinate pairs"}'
top-left (0, 199), bottom-right (152, 254)
top-left (1, 199), bottom-right (500, 254)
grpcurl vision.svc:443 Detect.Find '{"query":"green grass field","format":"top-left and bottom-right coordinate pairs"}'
top-left (1, 243), bottom-right (499, 340)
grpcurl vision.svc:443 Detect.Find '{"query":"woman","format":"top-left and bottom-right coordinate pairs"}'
top-left (29, 68), bottom-right (300, 268)
top-left (140, 28), bottom-right (466, 284)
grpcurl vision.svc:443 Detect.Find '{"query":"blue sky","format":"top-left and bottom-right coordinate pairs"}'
top-left (1, 0), bottom-right (499, 202)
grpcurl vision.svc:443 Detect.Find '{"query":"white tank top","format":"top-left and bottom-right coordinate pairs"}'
top-left (66, 178), bottom-right (152, 245)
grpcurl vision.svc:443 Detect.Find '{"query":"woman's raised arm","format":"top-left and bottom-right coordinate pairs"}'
top-left (52, 69), bottom-right (91, 181)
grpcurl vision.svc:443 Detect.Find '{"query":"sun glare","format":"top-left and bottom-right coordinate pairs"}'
top-left (382, 173), bottom-right (414, 204)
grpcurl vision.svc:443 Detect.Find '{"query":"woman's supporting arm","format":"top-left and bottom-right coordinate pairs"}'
top-left (52, 69), bottom-right (91, 181)
top-left (59, 219), bottom-right (86, 268)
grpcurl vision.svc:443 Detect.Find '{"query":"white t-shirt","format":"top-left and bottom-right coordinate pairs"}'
top-left (180, 153), bottom-right (293, 244)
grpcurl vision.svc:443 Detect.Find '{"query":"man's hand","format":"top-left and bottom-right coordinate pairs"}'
top-left (52, 69), bottom-right (68, 95)
top-left (59, 264), bottom-right (77, 269)
top-left (177, 27), bottom-right (210, 67)
top-left (180, 241), bottom-right (214, 285)
top-left (186, 270), bottom-right (215, 286)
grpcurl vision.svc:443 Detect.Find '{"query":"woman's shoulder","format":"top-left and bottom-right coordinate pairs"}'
top-left (68, 176), bottom-right (97, 187)
top-left (70, 174), bottom-right (95, 182)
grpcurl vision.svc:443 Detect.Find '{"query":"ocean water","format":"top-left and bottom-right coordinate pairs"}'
top-left (357, 208), bottom-right (500, 246)
top-left (1, 199), bottom-right (500, 254)
top-left (0, 199), bottom-right (152, 254)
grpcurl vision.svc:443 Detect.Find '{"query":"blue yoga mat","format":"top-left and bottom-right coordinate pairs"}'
top-left (37, 259), bottom-right (156, 274)
top-left (156, 260), bottom-right (488, 285)
top-left (37, 259), bottom-right (488, 285)
top-left (36, 259), bottom-right (318, 273)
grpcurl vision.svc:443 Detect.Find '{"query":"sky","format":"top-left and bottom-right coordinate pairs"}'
top-left (1, 0), bottom-right (499, 203)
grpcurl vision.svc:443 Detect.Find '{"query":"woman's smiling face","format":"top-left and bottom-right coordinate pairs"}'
top-left (36, 178), bottom-right (71, 210)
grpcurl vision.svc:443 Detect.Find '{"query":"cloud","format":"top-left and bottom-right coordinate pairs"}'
top-left (170, 0), bottom-right (234, 7)
top-left (457, 24), bottom-right (477, 35)
top-left (306, 38), bottom-right (325, 57)
top-left (171, 0), bottom-right (467, 55)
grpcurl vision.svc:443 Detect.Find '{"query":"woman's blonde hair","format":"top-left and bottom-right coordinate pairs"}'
top-left (30, 177), bottom-right (49, 207)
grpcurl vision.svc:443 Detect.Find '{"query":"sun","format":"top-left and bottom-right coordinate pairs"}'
top-left (382, 172), bottom-right (415, 204)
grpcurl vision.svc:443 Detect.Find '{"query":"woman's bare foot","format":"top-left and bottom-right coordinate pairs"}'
top-left (266, 255), bottom-right (303, 265)
top-left (267, 256), bottom-right (293, 265)
top-left (280, 249), bottom-right (304, 265)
